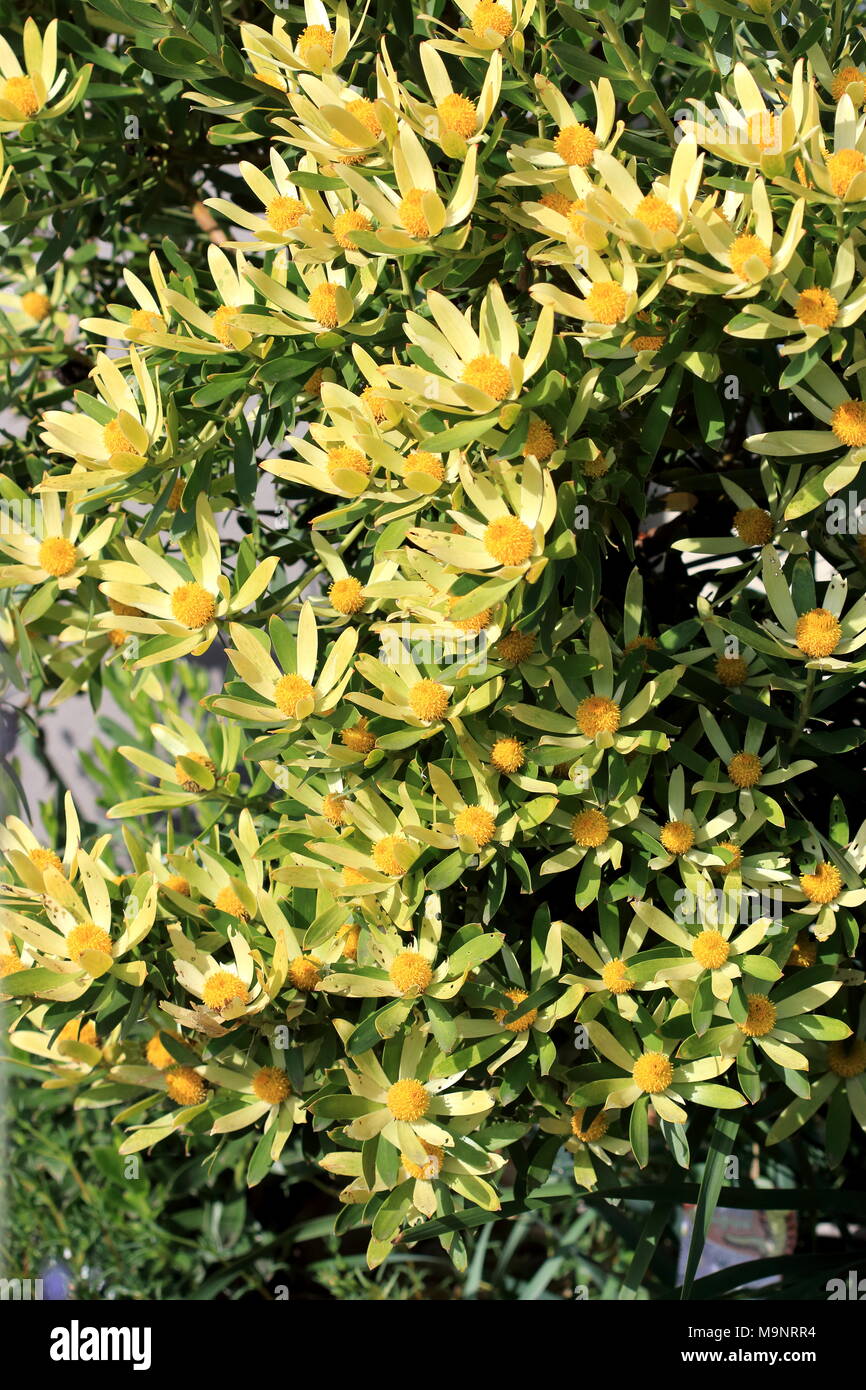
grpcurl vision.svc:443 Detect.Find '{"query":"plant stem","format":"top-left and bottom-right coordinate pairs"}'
top-left (788, 666), bottom-right (816, 752)
top-left (598, 11), bottom-right (676, 142)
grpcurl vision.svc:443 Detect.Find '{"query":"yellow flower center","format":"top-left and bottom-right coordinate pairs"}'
top-left (274, 673), bottom-right (315, 717)
top-left (398, 188), bottom-right (432, 239)
top-left (571, 1111), bottom-right (608, 1143)
top-left (729, 233), bottom-right (772, 280)
top-left (727, 751), bottom-right (762, 788)
top-left (338, 922), bottom-right (360, 960)
top-left (737, 993), bottom-right (777, 1037)
top-left (787, 931), bottom-right (817, 968)
top-left (796, 286), bottom-right (838, 329)
top-left (733, 507), bottom-right (773, 546)
top-left (38, 536), bottom-right (78, 577)
top-left (631, 333), bottom-right (665, 352)
top-left (252, 1066), bottom-right (292, 1104)
top-left (170, 582), bottom-right (216, 629)
top-left (359, 386), bottom-right (387, 423)
top-left (400, 1138), bottom-right (443, 1180)
top-left (345, 97), bottom-right (382, 137)
top-left (165, 1065), bottom-right (207, 1106)
top-left (326, 445), bottom-right (370, 481)
top-left (146, 1032), bottom-right (176, 1070)
top-left (266, 195), bottom-right (305, 232)
top-left (0, 951), bottom-right (23, 979)
top-left (20, 290), bottom-right (51, 321)
top-left (490, 736), bottom-right (525, 773)
top-left (832, 66), bottom-right (866, 103)
top-left (67, 922), bottom-right (112, 962)
top-left (826, 148), bottom-right (866, 197)
top-left (103, 417), bottom-right (143, 456)
top-left (632, 1051), bottom-right (673, 1093)
top-left (454, 805), bottom-right (496, 846)
top-left (332, 210), bottom-right (372, 249)
top-left (404, 449), bottom-right (444, 482)
top-left (408, 679), bottom-right (449, 722)
top-left (827, 1039), bottom-right (866, 1077)
top-left (571, 808), bottom-right (610, 848)
top-left (211, 304), bottom-right (239, 345)
top-left (296, 24), bottom-right (333, 63)
top-left (715, 655), bottom-right (748, 687)
top-left (174, 752), bottom-right (216, 793)
top-left (483, 515), bottom-right (534, 565)
top-left (577, 695), bottom-right (621, 737)
top-left (660, 820), bottom-right (695, 855)
top-left (795, 607), bottom-right (842, 658)
top-left (584, 282), bottom-right (629, 324)
top-left (308, 283), bottom-right (340, 328)
top-left (129, 308), bottom-right (161, 337)
top-left (471, 2), bottom-right (513, 37)
top-left (800, 861), bottom-right (843, 904)
top-left (341, 717), bottom-right (376, 753)
top-left (322, 792), bottom-right (347, 825)
top-left (437, 93), bottom-right (477, 137)
top-left (497, 629), bottom-right (536, 665)
top-left (692, 930), bottom-right (730, 970)
top-left (555, 123), bottom-right (598, 167)
top-left (373, 835), bottom-right (410, 876)
top-left (523, 417), bottom-right (556, 461)
top-left (462, 354), bottom-right (512, 400)
top-left (2, 76), bottom-right (39, 117)
top-left (494, 987), bottom-right (537, 1032)
top-left (342, 866), bottom-right (370, 886)
top-left (831, 399), bottom-right (866, 446)
top-left (289, 954), bottom-right (322, 990)
top-left (329, 576), bottom-right (365, 614)
top-left (387, 1078), bottom-right (430, 1121)
top-left (214, 884), bottom-right (250, 920)
top-left (389, 950), bottom-right (433, 994)
top-left (59, 1017), bottom-right (98, 1047)
top-left (449, 598), bottom-right (492, 633)
top-left (29, 846), bottom-right (63, 873)
top-left (635, 194), bottom-right (678, 232)
top-left (167, 478), bottom-right (185, 510)
top-left (202, 970), bottom-right (249, 1011)
top-left (601, 958), bottom-right (632, 994)
top-left (164, 874), bottom-right (190, 896)
top-left (745, 112), bottom-right (782, 151)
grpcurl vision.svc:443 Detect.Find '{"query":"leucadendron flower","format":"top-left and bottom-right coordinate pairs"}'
top-left (0, 19), bottom-right (90, 132)
top-left (633, 896), bottom-right (778, 1004)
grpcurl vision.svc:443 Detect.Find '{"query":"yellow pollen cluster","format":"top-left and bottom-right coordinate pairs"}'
top-left (584, 282), bottom-right (628, 324)
top-left (308, 283), bottom-right (340, 327)
top-left (635, 194), bottom-right (677, 232)
top-left (400, 1138), bottom-right (443, 1180)
top-left (787, 932), bottom-right (817, 968)
top-left (490, 736), bottom-right (525, 772)
top-left (29, 846), bottom-right (63, 873)
top-left (146, 1031), bottom-right (177, 1069)
top-left (601, 958), bottom-right (632, 994)
top-left (274, 673), bottom-right (315, 717)
top-left (164, 874), bottom-right (190, 897)
top-left (727, 751), bottom-right (762, 788)
top-left (523, 417), bottom-right (556, 460)
top-left (170, 583), bottom-right (216, 629)
top-left (715, 655), bottom-right (748, 687)
top-left (496, 629), bottom-right (536, 664)
top-left (59, 1018), bottom-right (99, 1047)
top-left (660, 820), bottom-right (695, 855)
top-left (494, 987), bottom-right (537, 1032)
top-left (577, 695), bottom-right (621, 737)
top-left (729, 233), bottom-right (772, 279)
top-left (715, 841), bottom-right (742, 875)
top-left (341, 717), bottom-right (376, 753)
top-left (832, 66), bottom-right (866, 103)
top-left (327, 445), bottom-right (370, 480)
top-left (571, 1111), bottom-right (608, 1143)
top-left (3, 76), bottom-right (39, 117)
top-left (296, 24), bottom-right (333, 63)
top-left (737, 993), bottom-right (777, 1037)
top-left (165, 1065), bottom-right (207, 1106)
top-left (555, 123), bottom-right (598, 167)
top-left (360, 385), bottom-right (387, 421)
top-left (745, 113), bottom-right (782, 151)
top-left (795, 607), bottom-right (842, 658)
top-left (386, 1078), bottom-right (430, 1121)
top-left (692, 930), bottom-right (730, 970)
top-left (67, 923), bottom-right (112, 962)
top-left (799, 861), bottom-right (842, 904)
top-left (322, 792), bottom-right (347, 825)
top-left (399, 188), bottom-right (432, 239)
top-left (202, 970), bottom-right (249, 1011)
top-left (214, 884), bottom-right (250, 919)
top-left (450, 599), bottom-right (492, 633)
top-left (734, 507), bottom-right (773, 546)
top-left (129, 308), bottom-right (161, 337)
top-left (0, 951), bottom-right (23, 979)
top-left (38, 536), bottom-right (78, 577)
top-left (484, 515), bottom-right (534, 565)
top-left (437, 93), bottom-right (477, 137)
top-left (632, 1051), bottom-right (673, 1093)
top-left (454, 805), bottom-right (496, 846)
top-left (103, 417), bottom-right (142, 456)
top-left (571, 808), bottom-right (609, 848)
top-left (472, 2), bottom-right (513, 38)
top-left (167, 478), bottom-right (185, 510)
top-left (289, 955), bottom-right (322, 990)
top-left (329, 576), bottom-right (365, 614)
top-left (174, 751), bottom-right (216, 793)
top-left (831, 398), bottom-right (866, 446)
top-left (333, 209), bottom-right (371, 249)
top-left (409, 679), bottom-right (449, 721)
top-left (404, 449), bottom-right (444, 482)
top-left (338, 923), bottom-right (360, 960)
top-left (252, 1066), bottom-right (292, 1104)
top-left (826, 148), bottom-right (866, 197)
top-left (211, 304), bottom-right (239, 344)
top-left (795, 286), bottom-right (838, 329)
top-left (21, 290), bottom-right (51, 320)
top-left (266, 195), bottom-right (304, 232)
top-left (632, 333), bottom-right (665, 351)
top-left (373, 835), bottom-right (410, 876)
top-left (389, 950), bottom-right (433, 994)
top-left (827, 1039), bottom-right (866, 1077)
top-left (462, 353), bottom-right (512, 400)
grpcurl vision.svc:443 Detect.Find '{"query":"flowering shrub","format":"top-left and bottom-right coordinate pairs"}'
top-left (2, 0), bottom-right (866, 1284)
